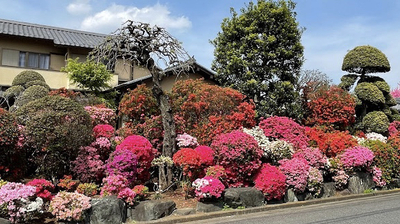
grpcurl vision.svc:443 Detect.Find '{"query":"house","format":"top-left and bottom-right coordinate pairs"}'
top-left (0, 18), bottom-right (216, 92)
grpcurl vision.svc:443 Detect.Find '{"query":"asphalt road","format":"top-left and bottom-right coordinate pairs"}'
top-left (187, 193), bottom-right (400, 224)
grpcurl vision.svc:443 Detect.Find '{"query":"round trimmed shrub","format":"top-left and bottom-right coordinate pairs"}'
top-left (106, 149), bottom-right (138, 185)
top-left (254, 163), bottom-right (286, 201)
top-left (173, 148), bottom-right (201, 178)
top-left (340, 146), bottom-right (374, 171)
top-left (16, 85), bottom-right (49, 106)
top-left (3, 85), bottom-right (24, 99)
top-left (355, 82), bottom-right (385, 105)
top-left (342, 45), bottom-right (390, 74)
top-left (279, 157), bottom-right (310, 193)
top-left (12, 70), bottom-right (46, 87)
top-left (211, 130), bottom-right (263, 187)
top-left (25, 80), bottom-right (50, 90)
top-left (195, 146), bottom-right (214, 166)
top-left (373, 81), bottom-right (390, 94)
top-left (363, 111), bottom-right (389, 134)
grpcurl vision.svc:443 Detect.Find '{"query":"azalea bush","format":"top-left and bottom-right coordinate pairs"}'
top-left (211, 130), bottom-right (263, 187)
top-left (105, 149), bottom-right (138, 185)
top-left (71, 146), bottom-right (105, 183)
top-left (76, 183), bottom-right (98, 197)
top-left (49, 191), bottom-right (91, 222)
top-left (195, 146), bottom-right (214, 167)
top-left (132, 185), bottom-right (150, 201)
top-left (292, 147), bottom-right (327, 169)
top-left (57, 175), bottom-right (79, 192)
top-left (388, 121), bottom-right (400, 137)
top-left (243, 126), bottom-right (272, 157)
top-left (176, 133), bottom-right (199, 148)
top-left (173, 148), bottom-right (201, 179)
top-left (267, 140), bottom-right (295, 164)
top-left (117, 188), bottom-right (136, 206)
top-left (365, 132), bottom-right (387, 143)
top-left (340, 146), bottom-right (374, 171)
top-left (279, 158), bottom-right (310, 193)
top-left (100, 174), bottom-right (129, 197)
top-left (192, 176), bottom-right (225, 201)
top-left (372, 166), bottom-right (386, 187)
top-left (84, 105), bottom-right (116, 126)
top-left (307, 167), bottom-right (323, 196)
top-left (259, 116), bottom-right (309, 149)
top-left (206, 165), bottom-right (227, 181)
top-left (26, 179), bottom-right (54, 201)
top-left (332, 170), bottom-right (349, 190)
top-left (93, 124), bottom-right (115, 139)
top-left (254, 163), bottom-right (286, 201)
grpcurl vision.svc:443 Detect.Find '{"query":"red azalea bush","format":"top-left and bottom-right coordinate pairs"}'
top-left (211, 130), bottom-right (263, 187)
top-left (49, 87), bottom-right (80, 100)
top-left (105, 149), bottom-right (138, 185)
top-left (84, 105), bottom-right (117, 126)
top-left (173, 148), bottom-right (202, 178)
top-left (26, 178), bottom-right (54, 201)
top-left (254, 163), bottom-right (287, 201)
top-left (306, 127), bottom-right (358, 157)
top-left (132, 185), bottom-right (150, 201)
top-left (340, 146), bottom-right (374, 171)
top-left (292, 147), bottom-right (327, 169)
top-left (71, 146), bottom-right (105, 183)
top-left (279, 158), bottom-right (310, 193)
top-left (57, 175), bottom-right (79, 192)
top-left (259, 116), bottom-right (309, 149)
top-left (305, 85), bottom-right (356, 129)
top-left (195, 146), bottom-right (214, 166)
top-left (116, 135), bottom-right (156, 182)
top-left (93, 124), bottom-right (115, 139)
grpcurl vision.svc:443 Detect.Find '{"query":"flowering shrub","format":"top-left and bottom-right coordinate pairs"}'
top-left (206, 165), bottom-right (227, 181)
top-left (293, 147), bottom-right (327, 169)
top-left (340, 146), bottom-right (374, 171)
top-left (49, 191), bottom-right (91, 222)
top-left (0, 182), bottom-right (37, 223)
top-left (267, 140), bottom-right (295, 164)
top-left (49, 87), bottom-right (80, 99)
top-left (93, 124), bottom-right (115, 139)
top-left (211, 130), bottom-right (263, 187)
top-left (332, 170), bottom-right (349, 190)
top-left (279, 158), bottom-right (310, 193)
top-left (100, 174), bottom-right (128, 196)
top-left (71, 146), bottom-right (105, 183)
top-left (243, 126), bottom-right (272, 156)
top-left (76, 183), bottom-right (98, 197)
top-left (26, 179), bottom-right (54, 201)
top-left (195, 146), bottom-right (214, 166)
top-left (388, 121), bottom-right (400, 137)
top-left (173, 148), bottom-right (201, 178)
top-left (116, 135), bottom-right (156, 182)
top-left (0, 108), bottom-right (20, 179)
top-left (254, 163), bottom-right (286, 201)
top-left (390, 83), bottom-right (400, 98)
top-left (307, 167), bottom-right (323, 196)
top-left (132, 185), bottom-right (150, 201)
top-left (192, 176), bottom-right (225, 201)
top-left (91, 137), bottom-right (112, 160)
top-left (176, 133), bottom-right (199, 148)
top-left (259, 116), bottom-right (309, 149)
top-left (365, 132), bottom-right (387, 143)
top-left (84, 105), bottom-right (117, 126)
top-left (305, 85), bottom-right (356, 129)
top-left (106, 149), bottom-right (138, 185)
top-left (57, 175), bottom-right (79, 192)
top-left (306, 127), bottom-right (358, 157)
top-left (118, 188), bottom-right (136, 206)
top-left (372, 166), bottom-right (386, 187)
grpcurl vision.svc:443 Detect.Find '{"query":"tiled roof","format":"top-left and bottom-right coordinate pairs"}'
top-left (0, 19), bottom-right (107, 48)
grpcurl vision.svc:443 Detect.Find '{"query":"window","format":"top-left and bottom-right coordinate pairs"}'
top-left (2, 49), bottom-right (50, 70)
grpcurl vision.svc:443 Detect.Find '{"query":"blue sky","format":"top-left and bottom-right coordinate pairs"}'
top-left (1, 0), bottom-right (399, 89)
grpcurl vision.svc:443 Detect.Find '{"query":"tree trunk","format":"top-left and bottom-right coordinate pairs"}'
top-left (152, 71), bottom-right (176, 190)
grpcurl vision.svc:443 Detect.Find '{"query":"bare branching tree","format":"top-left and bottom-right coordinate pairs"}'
top-left (90, 20), bottom-right (195, 190)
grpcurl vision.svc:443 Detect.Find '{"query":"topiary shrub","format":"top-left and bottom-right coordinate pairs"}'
top-left (211, 130), bottom-right (263, 187)
top-left (338, 74), bottom-right (358, 91)
top-left (342, 45), bottom-right (390, 74)
top-left (12, 70), bottom-right (46, 87)
top-left (355, 82), bottom-right (385, 105)
top-left (15, 95), bottom-right (93, 179)
top-left (254, 163), bottom-right (286, 201)
top-left (363, 111), bottom-right (389, 135)
top-left (374, 81), bottom-right (390, 94)
top-left (25, 80), bottom-right (50, 90)
top-left (16, 85), bottom-right (49, 107)
top-left (3, 85), bottom-right (24, 99)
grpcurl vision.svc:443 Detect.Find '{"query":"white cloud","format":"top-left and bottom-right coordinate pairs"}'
top-left (80, 3), bottom-right (192, 34)
top-left (67, 0), bottom-right (92, 15)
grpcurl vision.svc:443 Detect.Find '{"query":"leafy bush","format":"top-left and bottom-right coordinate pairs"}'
top-left (84, 105), bottom-right (117, 126)
top-left (24, 80), bottom-right (50, 90)
top-left (3, 85), bottom-right (24, 99)
top-left (71, 146), bottom-right (105, 183)
top-left (115, 135), bottom-right (156, 182)
top-left (0, 109), bottom-right (21, 179)
top-left (192, 176), bottom-right (225, 201)
top-left (355, 82), bottom-right (385, 105)
top-left (15, 95), bottom-right (92, 178)
top-left (132, 185), bottom-right (150, 201)
top-left (292, 147), bottom-right (327, 169)
top-left (16, 85), bottom-right (49, 107)
top-left (76, 183), bottom-right (98, 197)
top-left (26, 179), bottom-right (54, 201)
top-left (57, 175), bottom-right (79, 192)
top-left (195, 146), bottom-right (214, 166)
top-left (363, 111), bottom-right (389, 135)
top-left (12, 70), bottom-right (45, 87)
top-left (106, 149), bottom-right (138, 185)
top-left (211, 130), bottom-right (263, 187)
top-left (49, 191), bottom-right (91, 222)
top-left (254, 163), bottom-right (286, 201)
top-left (259, 116), bottom-right (309, 149)
top-left (279, 158), bottom-right (310, 193)
top-left (205, 165), bottom-right (227, 181)
top-left (173, 148), bottom-right (201, 179)
top-left (340, 146), bottom-right (374, 171)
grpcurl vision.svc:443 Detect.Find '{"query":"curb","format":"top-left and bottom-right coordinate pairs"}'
top-left (137, 188), bottom-right (400, 224)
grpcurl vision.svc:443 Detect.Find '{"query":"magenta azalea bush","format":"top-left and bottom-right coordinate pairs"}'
top-left (26, 179), bottom-right (54, 201)
top-left (100, 174), bottom-right (128, 196)
top-left (211, 130), bottom-right (263, 187)
top-left (93, 124), bottom-right (115, 139)
top-left (254, 163), bottom-right (286, 201)
top-left (195, 146), bottom-right (215, 166)
top-left (340, 146), bottom-right (374, 171)
top-left (106, 149), bottom-right (138, 185)
top-left (49, 191), bottom-right (91, 222)
top-left (192, 176), bottom-right (225, 201)
top-left (71, 146), bottom-right (105, 183)
top-left (279, 158), bottom-right (310, 193)
top-left (117, 188), bottom-right (136, 206)
top-left (292, 147), bottom-right (327, 169)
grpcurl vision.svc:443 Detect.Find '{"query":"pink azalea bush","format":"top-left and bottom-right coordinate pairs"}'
top-left (71, 146), bottom-right (105, 183)
top-left (192, 176), bottom-right (225, 201)
top-left (100, 174), bottom-right (128, 196)
top-left (105, 149), bottom-right (138, 185)
top-left (292, 147), bottom-right (327, 169)
top-left (372, 166), bottom-right (386, 187)
top-left (332, 170), bottom-right (349, 190)
top-left (117, 188), bottom-right (136, 206)
top-left (93, 124), bottom-right (115, 139)
top-left (211, 130), bottom-right (263, 187)
top-left (49, 191), bottom-right (91, 222)
top-left (84, 105), bottom-right (116, 126)
top-left (259, 116), bottom-right (309, 149)
top-left (116, 135), bottom-right (156, 182)
top-left (390, 83), bottom-right (400, 98)
top-left (279, 158), bottom-right (310, 193)
top-left (340, 146), bottom-right (374, 171)
top-left (195, 146), bottom-right (215, 166)
top-left (254, 163), bottom-right (287, 201)
top-left (26, 179), bottom-right (54, 201)
top-left (176, 133), bottom-right (199, 148)
top-left (307, 167), bottom-right (324, 196)
top-left (388, 121), bottom-right (400, 137)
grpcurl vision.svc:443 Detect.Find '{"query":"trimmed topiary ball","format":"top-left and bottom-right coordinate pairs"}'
top-left (25, 80), bottom-right (50, 90)
top-left (12, 70), bottom-right (46, 87)
top-left (355, 82), bottom-right (385, 105)
top-left (373, 81), bottom-right (390, 94)
top-left (3, 85), bottom-right (24, 99)
top-left (342, 45), bottom-right (390, 74)
top-left (363, 111), bottom-right (389, 134)
top-left (16, 85), bottom-right (49, 107)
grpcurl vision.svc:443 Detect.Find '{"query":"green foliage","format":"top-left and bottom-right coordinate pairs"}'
top-left (373, 81), bottom-right (390, 94)
top-left (386, 94), bottom-right (397, 107)
top-left (12, 70), bottom-right (46, 87)
top-left (3, 85), bottom-right (24, 99)
top-left (62, 58), bottom-right (113, 92)
top-left (342, 45), bottom-right (390, 75)
top-left (15, 95), bottom-right (93, 178)
top-left (362, 111), bottom-right (389, 134)
top-left (355, 82), bottom-right (385, 105)
top-left (25, 80), bottom-right (50, 90)
top-left (338, 74), bottom-right (358, 91)
top-left (211, 0), bottom-right (304, 119)
top-left (16, 85), bottom-right (49, 107)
